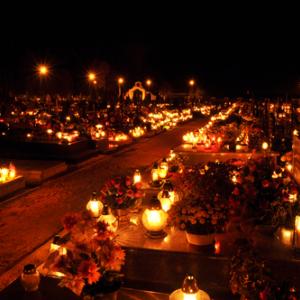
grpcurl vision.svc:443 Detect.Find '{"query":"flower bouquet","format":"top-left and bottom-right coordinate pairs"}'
top-left (100, 176), bottom-right (144, 211)
top-left (43, 211), bottom-right (125, 298)
top-left (168, 197), bottom-right (229, 246)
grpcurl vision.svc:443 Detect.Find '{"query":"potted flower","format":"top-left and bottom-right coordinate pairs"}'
top-left (168, 197), bottom-right (229, 246)
top-left (230, 239), bottom-right (300, 300)
top-left (43, 211), bottom-right (125, 299)
top-left (100, 176), bottom-right (144, 222)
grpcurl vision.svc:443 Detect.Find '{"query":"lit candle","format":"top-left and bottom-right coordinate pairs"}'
top-left (133, 169), bottom-right (142, 184)
top-left (142, 196), bottom-right (167, 238)
top-left (288, 193), bottom-right (298, 203)
top-left (294, 216), bottom-right (300, 249)
top-left (286, 163), bottom-right (293, 172)
top-left (169, 274), bottom-right (210, 300)
top-left (262, 141), bottom-right (269, 151)
top-left (49, 235), bottom-right (61, 253)
top-left (214, 241), bottom-right (221, 255)
top-left (98, 204), bottom-right (118, 232)
top-left (86, 192), bottom-right (103, 218)
top-left (281, 227), bottom-right (293, 246)
top-left (231, 175), bottom-right (237, 184)
top-left (236, 144), bottom-right (242, 151)
top-left (168, 149), bottom-right (176, 161)
top-left (9, 163), bottom-right (16, 180)
top-left (159, 190), bottom-right (172, 212)
top-left (0, 168), bottom-right (9, 182)
top-left (159, 158), bottom-right (168, 179)
top-left (151, 162), bottom-right (160, 184)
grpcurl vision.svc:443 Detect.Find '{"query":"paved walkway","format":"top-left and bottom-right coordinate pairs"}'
top-left (0, 120), bottom-right (205, 276)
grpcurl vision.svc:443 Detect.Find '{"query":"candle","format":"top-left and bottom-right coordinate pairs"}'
top-left (133, 169), bottom-right (142, 184)
top-left (281, 227), bottom-right (293, 246)
top-left (288, 193), bottom-right (298, 203)
top-left (159, 190), bottom-right (172, 212)
top-left (262, 142), bottom-right (268, 151)
top-left (214, 241), bottom-right (221, 255)
top-left (152, 169), bottom-right (159, 182)
top-left (169, 274), bottom-right (210, 300)
top-left (98, 204), bottom-right (118, 232)
top-left (142, 197), bottom-right (167, 238)
top-left (86, 192), bottom-right (103, 218)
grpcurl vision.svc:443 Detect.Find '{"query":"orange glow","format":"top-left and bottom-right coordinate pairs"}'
top-left (189, 79), bottom-right (195, 86)
top-left (88, 72), bottom-right (96, 81)
top-left (38, 65), bottom-right (49, 76)
top-left (146, 79), bottom-right (152, 86)
top-left (118, 77), bottom-right (124, 84)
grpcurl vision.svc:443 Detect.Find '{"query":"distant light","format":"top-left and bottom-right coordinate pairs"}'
top-left (118, 77), bottom-right (124, 84)
top-left (189, 79), bottom-right (195, 86)
top-left (88, 72), bottom-right (96, 81)
top-left (146, 79), bottom-right (152, 86)
top-left (262, 141), bottom-right (268, 151)
top-left (38, 65), bottom-right (49, 76)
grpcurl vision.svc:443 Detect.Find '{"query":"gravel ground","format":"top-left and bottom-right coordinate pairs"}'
top-left (0, 120), bottom-right (205, 276)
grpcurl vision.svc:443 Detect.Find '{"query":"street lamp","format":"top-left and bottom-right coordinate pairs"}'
top-left (146, 79), bottom-right (152, 87)
top-left (88, 72), bottom-right (96, 82)
top-left (118, 77), bottom-right (124, 98)
top-left (37, 64), bottom-right (49, 77)
top-left (189, 80), bottom-right (195, 106)
top-left (189, 79), bottom-right (195, 87)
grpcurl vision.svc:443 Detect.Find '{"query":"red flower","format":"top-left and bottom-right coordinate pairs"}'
top-left (63, 213), bottom-right (80, 231)
top-left (134, 182), bottom-right (142, 190)
top-left (262, 180), bottom-right (270, 188)
top-left (134, 191), bottom-right (144, 199)
top-left (125, 177), bottom-right (132, 186)
top-left (232, 187), bottom-right (240, 196)
top-left (116, 198), bottom-right (123, 204)
top-left (127, 189), bottom-right (134, 197)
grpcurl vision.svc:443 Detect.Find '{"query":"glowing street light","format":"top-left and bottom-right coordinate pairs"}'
top-left (88, 72), bottom-right (96, 82)
top-left (37, 65), bottom-right (49, 77)
top-left (118, 77), bottom-right (124, 98)
top-left (189, 79), bottom-right (195, 87)
top-left (146, 79), bottom-right (152, 87)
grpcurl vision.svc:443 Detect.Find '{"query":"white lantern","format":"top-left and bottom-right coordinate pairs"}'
top-left (133, 169), bottom-right (142, 184)
top-left (98, 204), bottom-right (118, 233)
top-left (86, 192), bottom-right (103, 218)
top-left (159, 158), bottom-right (169, 179)
top-left (142, 196), bottom-right (168, 238)
top-left (151, 162), bottom-right (160, 185)
top-left (169, 274), bottom-right (210, 300)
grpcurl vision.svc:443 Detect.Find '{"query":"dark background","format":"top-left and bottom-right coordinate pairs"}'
top-left (0, 4), bottom-right (299, 97)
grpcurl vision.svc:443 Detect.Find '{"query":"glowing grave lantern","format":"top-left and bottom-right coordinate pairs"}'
top-left (98, 204), bottom-right (118, 233)
top-left (142, 196), bottom-right (167, 238)
top-left (169, 274), bottom-right (210, 300)
top-left (159, 158), bottom-right (169, 180)
top-left (151, 162), bottom-right (160, 186)
top-left (133, 169), bottom-right (142, 184)
top-left (86, 192), bottom-right (103, 218)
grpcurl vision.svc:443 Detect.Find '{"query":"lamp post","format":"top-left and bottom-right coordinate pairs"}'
top-left (37, 64), bottom-right (49, 101)
top-left (87, 72), bottom-right (97, 111)
top-left (118, 77), bottom-right (124, 98)
top-left (146, 79), bottom-right (152, 103)
top-left (189, 79), bottom-right (195, 107)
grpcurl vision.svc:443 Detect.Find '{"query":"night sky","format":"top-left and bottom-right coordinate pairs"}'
top-left (1, 5), bottom-right (299, 97)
